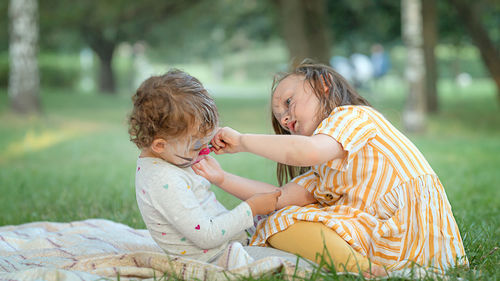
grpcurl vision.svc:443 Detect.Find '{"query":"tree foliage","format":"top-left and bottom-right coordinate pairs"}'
top-left (3, 0), bottom-right (498, 100)
top-left (38, 0), bottom-right (203, 93)
top-left (326, 0), bottom-right (401, 53)
top-left (146, 0), bottom-right (277, 63)
top-left (447, 0), bottom-right (500, 102)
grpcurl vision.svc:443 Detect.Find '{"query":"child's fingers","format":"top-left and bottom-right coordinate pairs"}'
top-left (192, 161), bottom-right (203, 169)
top-left (213, 138), bottom-right (225, 149)
top-left (210, 138), bottom-right (219, 150)
top-left (209, 134), bottom-right (218, 149)
top-left (211, 146), bottom-right (226, 155)
top-left (194, 158), bottom-right (209, 169)
top-left (211, 130), bottom-right (222, 145)
top-left (191, 164), bottom-right (203, 175)
top-left (210, 138), bottom-right (222, 151)
top-left (204, 155), bottom-right (215, 162)
top-left (212, 131), bottom-right (227, 148)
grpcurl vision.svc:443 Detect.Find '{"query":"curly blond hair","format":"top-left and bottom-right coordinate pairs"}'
top-left (128, 69), bottom-right (218, 149)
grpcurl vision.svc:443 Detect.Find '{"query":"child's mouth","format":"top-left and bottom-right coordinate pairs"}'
top-left (190, 147), bottom-right (211, 166)
top-left (176, 147), bottom-right (211, 168)
top-left (199, 147), bottom-right (211, 156)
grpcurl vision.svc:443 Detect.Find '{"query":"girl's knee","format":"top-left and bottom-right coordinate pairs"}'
top-left (267, 221), bottom-right (372, 273)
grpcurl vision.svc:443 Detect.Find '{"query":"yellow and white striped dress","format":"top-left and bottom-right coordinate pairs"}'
top-left (250, 106), bottom-right (468, 272)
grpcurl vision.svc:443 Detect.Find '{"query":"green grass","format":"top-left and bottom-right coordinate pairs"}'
top-left (0, 77), bottom-right (498, 280)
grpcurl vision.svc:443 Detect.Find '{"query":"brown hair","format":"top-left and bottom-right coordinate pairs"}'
top-left (271, 60), bottom-right (371, 186)
top-left (128, 69), bottom-right (218, 149)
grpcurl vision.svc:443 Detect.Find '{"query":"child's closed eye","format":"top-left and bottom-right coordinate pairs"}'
top-left (192, 143), bottom-right (208, 152)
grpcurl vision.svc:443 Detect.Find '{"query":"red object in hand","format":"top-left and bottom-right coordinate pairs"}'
top-left (199, 147), bottom-right (211, 156)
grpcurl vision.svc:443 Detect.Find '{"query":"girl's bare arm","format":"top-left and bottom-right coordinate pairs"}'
top-left (211, 127), bottom-right (346, 167)
top-left (240, 133), bottom-right (346, 167)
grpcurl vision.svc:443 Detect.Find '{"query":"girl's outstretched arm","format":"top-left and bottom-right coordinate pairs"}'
top-left (192, 156), bottom-right (317, 208)
top-left (211, 127), bottom-right (346, 167)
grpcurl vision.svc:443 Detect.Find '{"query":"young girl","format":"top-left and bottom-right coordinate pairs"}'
top-left (127, 70), bottom-right (282, 268)
top-left (194, 62), bottom-right (468, 274)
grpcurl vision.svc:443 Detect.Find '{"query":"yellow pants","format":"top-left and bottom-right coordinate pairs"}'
top-left (268, 221), bottom-right (373, 273)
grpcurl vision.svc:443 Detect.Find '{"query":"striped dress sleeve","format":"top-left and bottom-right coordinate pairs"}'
top-left (314, 106), bottom-right (377, 171)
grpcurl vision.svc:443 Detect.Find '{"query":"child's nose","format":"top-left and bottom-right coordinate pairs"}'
top-left (281, 115), bottom-right (289, 128)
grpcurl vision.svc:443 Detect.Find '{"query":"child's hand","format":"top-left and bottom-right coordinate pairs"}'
top-left (246, 189), bottom-right (282, 216)
top-left (192, 156), bottom-right (225, 186)
top-left (211, 127), bottom-right (243, 154)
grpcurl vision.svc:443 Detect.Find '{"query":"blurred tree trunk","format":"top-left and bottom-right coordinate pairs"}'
top-left (93, 42), bottom-right (116, 94)
top-left (97, 48), bottom-right (115, 94)
top-left (274, 0), bottom-right (331, 68)
top-left (84, 32), bottom-right (117, 94)
top-left (8, 0), bottom-right (40, 114)
top-left (422, 0), bottom-right (438, 113)
top-left (448, 0), bottom-right (500, 104)
top-left (402, 0), bottom-right (427, 132)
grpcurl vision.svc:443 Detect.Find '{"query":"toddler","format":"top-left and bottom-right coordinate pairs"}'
top-left (127, 70), bottom-right (281, 268)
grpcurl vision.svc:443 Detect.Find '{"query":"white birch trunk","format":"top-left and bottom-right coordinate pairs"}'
top-left (402, 0), bottom-right (426, 132)
top-left (9, 0), bottom-right (40, 114)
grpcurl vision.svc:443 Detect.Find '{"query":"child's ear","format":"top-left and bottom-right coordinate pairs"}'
top-left (151, 138), bottom-right (167, 154)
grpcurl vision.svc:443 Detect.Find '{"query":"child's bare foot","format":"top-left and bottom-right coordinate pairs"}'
top-left (362, 264), bottom-right (387, 279)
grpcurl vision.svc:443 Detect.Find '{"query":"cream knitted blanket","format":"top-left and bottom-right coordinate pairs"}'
top-left (0, 219), bottom-right (307, 281)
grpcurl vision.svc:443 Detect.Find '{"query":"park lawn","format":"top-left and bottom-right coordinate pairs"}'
top-left (0, 78), bottom-right (498, 280)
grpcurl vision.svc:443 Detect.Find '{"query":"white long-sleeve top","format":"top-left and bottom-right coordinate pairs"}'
top-left (135, 157), bottom-right (254, 262)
